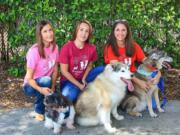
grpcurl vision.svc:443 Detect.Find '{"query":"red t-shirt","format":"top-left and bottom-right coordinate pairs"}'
top-left (104, 42), bottom-right (145, 72)
top-left (59, 41), bottom-right (98, 81)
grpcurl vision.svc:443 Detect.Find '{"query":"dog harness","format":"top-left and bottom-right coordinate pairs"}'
top-left (60, 106), bottom-right (70, 119)
top-left (137, 66), bottom-right (152, 78)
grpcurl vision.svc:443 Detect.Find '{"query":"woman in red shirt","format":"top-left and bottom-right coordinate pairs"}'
top-left (59, 20), bottom-right (98, 103)
top-left (104, 19), bottom-right (161, 91)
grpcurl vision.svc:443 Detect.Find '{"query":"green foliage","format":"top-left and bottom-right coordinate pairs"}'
top-left (7, 63), bottom-right (25, 77)
top-left (7, 52), bottom-right (26, 77)
top-left (8, 67), bottom-right (23, 77)
top-left (0, 0), bottom-right (179, 77)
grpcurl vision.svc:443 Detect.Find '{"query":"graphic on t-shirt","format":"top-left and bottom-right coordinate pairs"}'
top-left (80, 60), bottom-right (88, 70)
top-left (48, 60), bottom-right (55, 69)
top-left (124, 58), bottom-right (132, 66)
top-left (43, 54), bottom-right (56, 73)
top-left (72, 55), bottom-right (88, 73)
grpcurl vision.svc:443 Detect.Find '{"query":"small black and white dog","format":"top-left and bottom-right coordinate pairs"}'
top-left (44, 93), bottom-right (75, 134)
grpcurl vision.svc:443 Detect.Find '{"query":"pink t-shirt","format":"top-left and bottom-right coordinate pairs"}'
top-left (59, 41), bottom-right (98, 81)
top-left (24, 43), bottom-right (59, 85)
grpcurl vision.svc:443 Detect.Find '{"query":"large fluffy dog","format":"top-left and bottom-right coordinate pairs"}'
top-left (75, 62), bottom-right (134, 133)
top-left (121, 51), bottom-right (173, 118)
top-left (44, 93), bottom-right (75, 134)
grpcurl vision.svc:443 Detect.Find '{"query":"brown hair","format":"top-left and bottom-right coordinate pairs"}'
top-left (36, 20), bottom-right (56, 58)
top-left (71, 20), bottom-right (93, 43)
top-left (104, 19), bottom-right (135, 57)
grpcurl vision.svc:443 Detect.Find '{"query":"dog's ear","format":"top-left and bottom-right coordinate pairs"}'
top-left (111, 62), bottom-right (121, 72)
top-left (144, 46), bottom-right (158, 56)
top-left (105, 64), bottom-right (113, 72)
top-left (44, 95), bottom-right (51, 105)
top-left (59, 92), bottom-right (72, 106)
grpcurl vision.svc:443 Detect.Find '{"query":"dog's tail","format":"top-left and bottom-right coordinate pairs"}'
top-left (121, 96), bottom-right (139, 111)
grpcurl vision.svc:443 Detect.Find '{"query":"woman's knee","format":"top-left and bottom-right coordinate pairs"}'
top-left (61, 84), bottom-right (81, 103)
top-left (23, 84), bottom-right (36, 96)
top-left (23, 84), bottom-right (42, 97)
top-left (86, 66), bottom-right (105, 83)
top-left (36, 76), bottom-right (52, 88)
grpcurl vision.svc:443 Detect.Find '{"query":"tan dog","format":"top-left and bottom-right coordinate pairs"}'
top-left (75, 62), bottom-right (134, 133)
top-left (121, 53), bottom-right (173, 118)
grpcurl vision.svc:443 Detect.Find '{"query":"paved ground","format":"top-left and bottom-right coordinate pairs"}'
top-left (0, 100), bottom-right (180, 135)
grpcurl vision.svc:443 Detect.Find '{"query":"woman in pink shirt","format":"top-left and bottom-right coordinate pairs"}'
top-left (23, 20), bottom-right (59, 121)
top-left (59, 20), bottom-right (99, 103)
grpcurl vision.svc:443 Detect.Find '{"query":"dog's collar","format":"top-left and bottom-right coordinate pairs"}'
top-left (137, 66), bottom-right (152, 77)
top-left (61, 106), bottom-right (70, 119)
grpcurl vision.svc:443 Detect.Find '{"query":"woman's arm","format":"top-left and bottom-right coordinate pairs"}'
top-left (81, 62), bottom-right (93, 85)
top-left (150, 70), bottom-right (161, 84)
top-left (132, 76), bottom-right (150, 91)
top-left (60, 63), bottom-right (85, 90)
top-left (51, 63), bottom-right (58, 92)
top-left (26, 68), bottom-right (51, 95)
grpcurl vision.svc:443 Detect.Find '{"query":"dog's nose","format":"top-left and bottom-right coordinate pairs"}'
top-left (131, 74), bottom-right (134, 78)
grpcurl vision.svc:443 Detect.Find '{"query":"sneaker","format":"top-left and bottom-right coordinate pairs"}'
top-left (29, 111), bottom-right (44, 121)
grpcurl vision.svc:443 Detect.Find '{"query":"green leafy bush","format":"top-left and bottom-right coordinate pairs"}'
top-left (0, 0), bottom-right (179, 77)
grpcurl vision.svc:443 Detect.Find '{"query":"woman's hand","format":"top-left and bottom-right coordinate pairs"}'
top-left (40, 87), bottom-right (53, 96)
top-left (138, 80), bottom-right (150, 92)
top-left (26, 68), bottom-right (53, 95)
top-left (149, 77), bottom-right (159, 85)
top-left (51, 85), bottom-right (56, 93)
top-left (150, 71), bottom-right (161, 85)
top-left (78, 83), bottom-right (86, 91)
top-left (82, 78), bottom-right (87, 86)
top-left (132, 77), bottom-right (150, 92)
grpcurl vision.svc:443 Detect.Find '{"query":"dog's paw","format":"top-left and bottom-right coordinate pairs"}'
top-left (116, 115), bottom-right (124, 121)
top-left (44, 122), bottom-right (53, 129)
top-left (135, 112), bottom-right (142, 117)
top-left (158, 107), bottom-right (165, 113)
top-left (150, 112), bottom-right (158, 118)
top-left (66, 123), bottom-right (75, 129)
top-left (53, 128), bottom-right (62, 134)
top-left (108, 127), bottom-right (117, 134)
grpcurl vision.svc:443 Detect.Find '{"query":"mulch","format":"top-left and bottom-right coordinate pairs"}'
top-left (0, 65), bottom-right (180, 110)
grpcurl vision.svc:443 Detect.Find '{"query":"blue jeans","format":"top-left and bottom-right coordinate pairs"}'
top-left (60, 66), bottom-right (105, 103)
top-left (23, 76), bottom-right (52, 114)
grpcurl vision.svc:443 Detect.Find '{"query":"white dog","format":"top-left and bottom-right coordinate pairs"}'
top-left (75, 62), bottom-right (134, 133)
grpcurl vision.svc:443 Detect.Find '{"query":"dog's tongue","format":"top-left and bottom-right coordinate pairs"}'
top-left (162, 61), bottom-right (172, 70)
top-left (121, 77), bottom-right (134, 92)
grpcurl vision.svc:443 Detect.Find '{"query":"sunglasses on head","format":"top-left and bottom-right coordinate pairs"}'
top-left (114, 19), bottom-right (128, 23)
